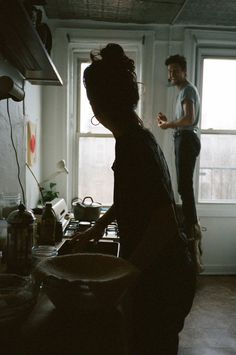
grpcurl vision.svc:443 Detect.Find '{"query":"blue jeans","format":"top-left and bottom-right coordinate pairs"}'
top-left (174, 130), bottom-right (201, 233)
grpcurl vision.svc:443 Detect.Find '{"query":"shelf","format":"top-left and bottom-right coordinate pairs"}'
top-left (0, 0), bottom-right (63, 86)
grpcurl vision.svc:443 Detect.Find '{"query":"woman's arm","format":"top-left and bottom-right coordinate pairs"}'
top-left (70, 204), bottom-right (116, 251)
top-left (94, 204), bottom-right (116, 230)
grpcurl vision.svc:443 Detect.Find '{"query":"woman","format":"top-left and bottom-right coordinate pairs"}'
top-left (72, 43), bottom-right (195, 355)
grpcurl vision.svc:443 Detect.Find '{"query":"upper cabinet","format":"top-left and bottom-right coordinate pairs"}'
top-left (0, 0), bottom-right (63, 86)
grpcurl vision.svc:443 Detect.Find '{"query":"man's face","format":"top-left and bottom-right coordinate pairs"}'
top-left (167, 63), bottom-right (186, 86)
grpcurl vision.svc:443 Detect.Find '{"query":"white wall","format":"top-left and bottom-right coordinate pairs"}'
top-left (24, 82), bottom-right (43, 209)
top-left (0, 58), bottom-right (42, 210)
top-left (0, 99), bottom-right (25, 194)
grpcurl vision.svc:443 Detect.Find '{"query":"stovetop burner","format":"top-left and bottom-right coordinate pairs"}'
top-left (64, 219), bottom-right (119, 240)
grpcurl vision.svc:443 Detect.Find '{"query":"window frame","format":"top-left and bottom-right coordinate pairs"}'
top-left (184, 29), bottom-right (236, 212)
top-left (196, 49), bottom-right (236, 204)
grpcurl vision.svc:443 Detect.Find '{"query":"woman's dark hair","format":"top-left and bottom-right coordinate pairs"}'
top-left (83, 43), bottom-right (139, 114)
top-left (165, 54), bottom-right (187, 71)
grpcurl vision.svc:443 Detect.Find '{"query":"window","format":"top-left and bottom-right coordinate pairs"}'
top-left (75, 47), bottom-right (141, 206)
top-left (77, 61), bottom-right (115, 206)
top-left (198, 58), bottom-right (236, 203)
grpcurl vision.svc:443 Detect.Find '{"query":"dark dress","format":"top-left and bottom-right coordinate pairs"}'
top-left (112, 124), bottom-right (195, 355)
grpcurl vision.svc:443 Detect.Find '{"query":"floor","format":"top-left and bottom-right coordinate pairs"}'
top-left (179, 275), bottom-right (236, 355)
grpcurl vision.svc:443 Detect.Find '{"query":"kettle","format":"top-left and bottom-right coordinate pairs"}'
top-left (72, 196), bottom-right (102, 222)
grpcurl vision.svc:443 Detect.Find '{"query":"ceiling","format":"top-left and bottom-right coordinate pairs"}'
top-left (42, 0), bottom-right (236, 27)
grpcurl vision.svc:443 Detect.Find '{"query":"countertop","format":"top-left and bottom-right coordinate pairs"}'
top-left (1, 284), bottom-right (128, 355)
top-left (0, 236), bottom-right (124, 355)
top-left (0, 267), bottom-right (128, 355)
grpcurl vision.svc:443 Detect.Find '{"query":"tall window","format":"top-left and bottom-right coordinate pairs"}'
top-left (76, 49), bottom-right (140, 206)
top-left (198, 58), bottom-right (236, 203)
top-left (77, 61), bottom-right (115, 206)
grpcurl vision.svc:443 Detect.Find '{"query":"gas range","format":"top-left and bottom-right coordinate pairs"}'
top-left (64, 220), bottom-right (119, 240)
top-left (51, 198), bottom-right (120, 257)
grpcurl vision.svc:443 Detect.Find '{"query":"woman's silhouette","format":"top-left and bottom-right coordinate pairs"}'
top-left (72, 43), bottom-right (196, 355)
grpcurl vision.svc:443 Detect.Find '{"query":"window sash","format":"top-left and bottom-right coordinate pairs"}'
top-left (196, 54), bottom-right (236, 204)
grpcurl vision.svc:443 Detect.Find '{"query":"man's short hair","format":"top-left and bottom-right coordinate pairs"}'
top-left (165, 55), bottom-right (187, 71)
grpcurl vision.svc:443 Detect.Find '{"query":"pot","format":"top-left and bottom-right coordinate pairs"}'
top-left (72, 196), bottom-right (102, 222)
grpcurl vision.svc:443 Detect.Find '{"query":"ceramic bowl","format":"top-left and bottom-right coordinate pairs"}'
top-left (33, 253), bottom-right (139, 312)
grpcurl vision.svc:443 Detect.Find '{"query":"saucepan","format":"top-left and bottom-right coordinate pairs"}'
top-left (72, 196), bottom-right (102, 222)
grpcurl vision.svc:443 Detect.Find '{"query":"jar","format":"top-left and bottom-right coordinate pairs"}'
top-left (32, 245), bottom-right (58, 267)
top-left (2, 193), bottom-right (21, 219)
top-left (7, 204), bottom-right (35, 275)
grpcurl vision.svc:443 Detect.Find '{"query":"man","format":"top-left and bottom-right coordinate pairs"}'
top-left (157, 54), bottom-right (204, 273)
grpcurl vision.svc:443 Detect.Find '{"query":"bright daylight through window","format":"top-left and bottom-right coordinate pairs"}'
top-left (78, 62), bottom-right (115, 206)
top-left (198, 58), bottom-right (236, 203)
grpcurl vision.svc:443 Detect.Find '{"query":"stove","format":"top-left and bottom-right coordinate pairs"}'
top-left (51, 198), bottom-right (120, 257)
top-left (64, 220), bottom-right (119, 239)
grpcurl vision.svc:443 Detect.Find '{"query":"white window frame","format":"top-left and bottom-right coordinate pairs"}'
top-left (66, 29), bottom-right (154, 205)
top-left (184, 29), bottom-right (236, 216)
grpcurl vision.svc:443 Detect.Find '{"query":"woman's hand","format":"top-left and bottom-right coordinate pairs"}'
top-left (69, 222), bottom-right (106, 253)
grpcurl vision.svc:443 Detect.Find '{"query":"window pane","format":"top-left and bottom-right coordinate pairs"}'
top-left (78, 137), bottom-right (115, 205)
top-left (201, 58), bottom-right (236, 130)
top-left (198, 134), bottom-right (236, 202)
top-left (80, 62), bottom-right (111, 135)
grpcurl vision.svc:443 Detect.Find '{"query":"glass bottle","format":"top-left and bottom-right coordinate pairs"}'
top-left (38, 202), bottom-right (56, 246)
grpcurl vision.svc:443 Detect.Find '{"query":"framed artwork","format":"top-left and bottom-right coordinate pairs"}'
top-left (27, 121), bottom-right (37, 166)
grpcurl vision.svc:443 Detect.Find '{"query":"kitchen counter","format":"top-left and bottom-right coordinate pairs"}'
top-left (0, 233), bottom-right (124, 355)
top-left (0, 249), bottom-right (127, 355)
top-left (1, 282), bottom-right (128, 355)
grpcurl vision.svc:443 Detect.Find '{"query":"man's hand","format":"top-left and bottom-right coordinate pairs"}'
top-left (157, 112), bottom-right (170, 130)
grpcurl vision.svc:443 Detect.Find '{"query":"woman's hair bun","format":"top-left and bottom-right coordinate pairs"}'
top-left (100, 43), bottom-right (124, 62)
top-left (85, 43), bottom-right (139, 111)
top-left (99, 43), bottom-right (135, 73)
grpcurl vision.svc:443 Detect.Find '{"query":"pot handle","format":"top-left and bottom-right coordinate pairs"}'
top-left (71, 197), bottom-right (82, 207)
top-left (82, 196), bottom-right (94, 205)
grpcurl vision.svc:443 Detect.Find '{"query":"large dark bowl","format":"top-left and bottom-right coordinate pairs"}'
top-left (33, 253), bottom-right (139, 313)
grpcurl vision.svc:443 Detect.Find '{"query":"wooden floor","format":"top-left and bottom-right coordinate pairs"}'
top-left (179, 275), bottom-right (236, 355)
